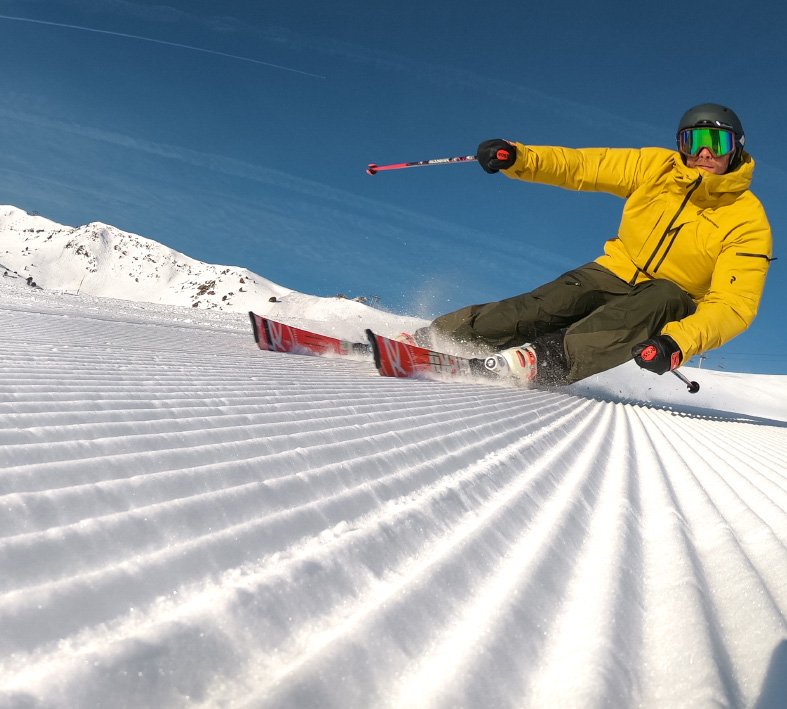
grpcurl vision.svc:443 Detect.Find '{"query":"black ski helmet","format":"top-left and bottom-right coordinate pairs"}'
top-left (676, 103), bottom-right (745, 171)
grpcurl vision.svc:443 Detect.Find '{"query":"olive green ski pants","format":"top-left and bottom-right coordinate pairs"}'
top-left (429, 263), bottom-right (696, 383)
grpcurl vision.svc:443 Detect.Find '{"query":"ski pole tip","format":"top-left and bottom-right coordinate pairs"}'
top-left (366, 163), bottom-right (378, 175)
top-left (672, 368), bottom-right (701, 394)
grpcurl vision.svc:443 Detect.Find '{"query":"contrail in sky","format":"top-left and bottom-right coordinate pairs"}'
top-left (0, 13), bottom-right (326, 79)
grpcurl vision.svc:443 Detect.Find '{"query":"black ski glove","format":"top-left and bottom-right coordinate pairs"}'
top-left (476, 139), bottom-right (516, 174)
top-left (632, 335), bottom-right (683, 375)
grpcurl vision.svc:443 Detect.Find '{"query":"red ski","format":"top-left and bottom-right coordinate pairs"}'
top-left (365, 329), bottom-right (489, 381)
top-left (249, 312), bottom-right (371, 357)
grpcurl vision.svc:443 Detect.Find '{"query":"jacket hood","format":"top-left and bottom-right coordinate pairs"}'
top-left (673, 150), bottom-right (754, 201)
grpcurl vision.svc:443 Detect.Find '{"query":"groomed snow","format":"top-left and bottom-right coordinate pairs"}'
top-left (1, 208), bottom-right (786, 708)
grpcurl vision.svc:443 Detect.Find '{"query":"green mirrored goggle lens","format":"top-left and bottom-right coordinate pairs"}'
top-left (678, 127), bottom-right (736, 157)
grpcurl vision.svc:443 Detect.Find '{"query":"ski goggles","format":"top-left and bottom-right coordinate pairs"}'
top-left (677, 127), bottom-right (736, 157)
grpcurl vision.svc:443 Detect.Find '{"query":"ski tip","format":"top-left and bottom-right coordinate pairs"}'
top-left (365, 329), bottom-right (382, 370)
top-left (366, 163), bottom-right (378, 176)
top-left (248, 311), bottom-right (261, 344)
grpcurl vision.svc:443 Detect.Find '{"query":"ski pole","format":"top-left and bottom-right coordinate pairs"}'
top-left (366, 147), bottom-right (513, 175)
top-left (672, 369), bottom-right (700, 394)
top-left (367, 154), bottom-right (478, 175)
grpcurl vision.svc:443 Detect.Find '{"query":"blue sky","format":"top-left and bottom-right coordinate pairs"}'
top-left (1, 0), bottom-right (785, 374)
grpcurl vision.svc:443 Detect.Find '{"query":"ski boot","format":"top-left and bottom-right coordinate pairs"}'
top-left (394, 328), bottom-right (434, 348)
top-left (484, 344), bottom-right (538, 383)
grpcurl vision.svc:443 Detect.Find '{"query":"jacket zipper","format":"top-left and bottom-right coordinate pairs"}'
top-left (653, 225), bottom-right (685, 273)
top-left (736, 252), bottom-right (776, 262)
top-left (639, 175), bottom-right (703, 278)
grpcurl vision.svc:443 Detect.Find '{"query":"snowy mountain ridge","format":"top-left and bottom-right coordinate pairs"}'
top-left (0, 204), bottom-right (289, 310)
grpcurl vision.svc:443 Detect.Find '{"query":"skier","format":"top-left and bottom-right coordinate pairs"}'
top-left (416, 103), bottom-right (773, 384)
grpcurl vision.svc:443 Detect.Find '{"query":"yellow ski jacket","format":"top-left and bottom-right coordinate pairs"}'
top-left (503, 144), bottom-right (773, 361)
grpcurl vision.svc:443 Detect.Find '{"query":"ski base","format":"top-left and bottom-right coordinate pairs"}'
top-left (249, 312), bottom-right (371, 358)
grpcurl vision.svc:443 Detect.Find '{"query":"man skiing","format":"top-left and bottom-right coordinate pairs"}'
top-left (417, 103), bottom-right (773, 385)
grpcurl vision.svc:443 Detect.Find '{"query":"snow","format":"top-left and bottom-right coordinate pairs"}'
top-left (1, 205), bottom-right (786, 708)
